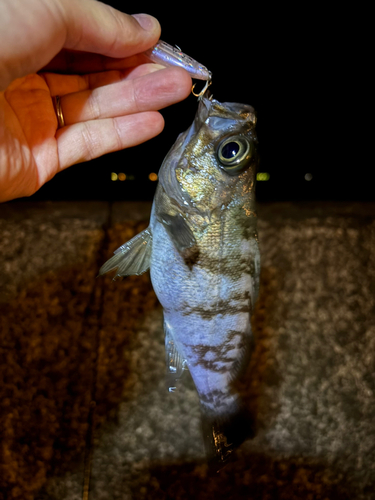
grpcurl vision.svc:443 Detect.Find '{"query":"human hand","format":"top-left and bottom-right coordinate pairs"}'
top-left (0, 0), bottom-right (192, 202)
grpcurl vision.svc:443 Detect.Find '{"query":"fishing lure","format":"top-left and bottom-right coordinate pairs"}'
top-left (144, 40), bottom-right (212, 96)
top-left (145, 40), bottom-right (212, 80)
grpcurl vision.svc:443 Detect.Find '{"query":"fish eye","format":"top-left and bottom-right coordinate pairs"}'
top-left (216, 135), bottom-right (254, 175)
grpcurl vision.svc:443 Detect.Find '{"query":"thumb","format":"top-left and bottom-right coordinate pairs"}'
top-left (62, 1), bottom-right (161, 57)
top-left (0, 0), bottom-right (160, 90)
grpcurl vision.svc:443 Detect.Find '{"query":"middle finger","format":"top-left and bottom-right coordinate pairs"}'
top-left (57, 66), bottom-right (192, 126)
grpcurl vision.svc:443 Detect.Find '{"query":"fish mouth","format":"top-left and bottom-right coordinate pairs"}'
top-left (179, 94), bottom-right (213, 151)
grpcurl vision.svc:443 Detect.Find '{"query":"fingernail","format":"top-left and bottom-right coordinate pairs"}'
top-left (132, 13), bottom-right (159, 32)
top-left (147, 64), bottom-right (166, 73)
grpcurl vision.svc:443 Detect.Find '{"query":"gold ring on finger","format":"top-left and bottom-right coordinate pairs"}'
top-left (52, 95), bottom-right (65, 129)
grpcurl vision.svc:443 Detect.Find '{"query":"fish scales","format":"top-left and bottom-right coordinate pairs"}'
top-left (99, 92), bottom-right (260, 464)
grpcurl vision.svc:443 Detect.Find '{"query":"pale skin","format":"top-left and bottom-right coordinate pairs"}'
top-left (0, 0), bottom-right (192, 202)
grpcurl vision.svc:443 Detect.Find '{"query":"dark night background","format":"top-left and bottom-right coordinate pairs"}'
top-left (28, 2), bottom-right (370, 203)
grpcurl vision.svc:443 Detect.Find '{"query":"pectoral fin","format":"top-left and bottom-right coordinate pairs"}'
top-left (157, 213), bottom-right (200, 269)
top-left (158, 213), bottom-right (196, 253)
top-left (98, 227), bottom-right (152, 278)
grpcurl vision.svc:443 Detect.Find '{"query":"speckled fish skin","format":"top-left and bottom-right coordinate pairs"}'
top-left (99, 92), bottom-right (260, 463)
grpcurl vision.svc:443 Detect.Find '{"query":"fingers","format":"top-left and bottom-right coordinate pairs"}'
top-left (54, 65), bottom-right (192, 170)
top-left (56, 112), bottom-right (164, 169)
top-left (56, 67), bottom-right (192, 126)
top-left (41, 63), bottom-right (167, 97)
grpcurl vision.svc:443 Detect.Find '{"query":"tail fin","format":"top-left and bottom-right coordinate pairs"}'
top-left (201, 405), bottom-right (254, 467)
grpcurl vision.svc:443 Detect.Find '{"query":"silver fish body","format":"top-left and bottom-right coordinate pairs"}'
top-left (100, 93), bottom-right (260, 463)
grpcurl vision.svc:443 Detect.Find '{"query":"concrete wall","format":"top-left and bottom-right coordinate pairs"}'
top-left (1, 201), bottom-right (374, 500)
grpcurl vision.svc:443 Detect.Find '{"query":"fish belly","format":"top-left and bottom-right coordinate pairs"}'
top-left (150, 215), bottom-right (257, 419)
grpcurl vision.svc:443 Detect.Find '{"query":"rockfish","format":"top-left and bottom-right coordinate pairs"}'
top-left (99, 92), bottom-right (260, 463)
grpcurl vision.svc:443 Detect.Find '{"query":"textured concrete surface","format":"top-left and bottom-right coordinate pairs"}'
top-left (1, 201), bottom-right (375, 500)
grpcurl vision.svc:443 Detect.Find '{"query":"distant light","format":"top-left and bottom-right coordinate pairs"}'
top-left (305, 173), bottom-right (313, 181)
top-left (257, 172), bottom-right (270, 181)
top-left (149, 172), bottom-right (158, 181)
top-left (118, 172), bottom-right (126, 181)
top-left (111, 172), bottom-right (118, 181)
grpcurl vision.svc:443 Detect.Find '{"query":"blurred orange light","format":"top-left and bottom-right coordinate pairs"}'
top-left (118, 173), bottom-right (126, 181)
top-left (149, 172), bottom-right (158, 181)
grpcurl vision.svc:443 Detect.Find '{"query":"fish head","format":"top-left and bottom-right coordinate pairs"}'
top-left (159, 92), bottom-right (258, 218)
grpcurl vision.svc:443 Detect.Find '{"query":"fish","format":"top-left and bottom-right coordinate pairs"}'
top-left (99, 91), bottom-right (260, 464)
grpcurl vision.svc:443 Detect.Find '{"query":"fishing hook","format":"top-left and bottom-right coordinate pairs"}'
top-left (191, 78), bottom-right (212, 98)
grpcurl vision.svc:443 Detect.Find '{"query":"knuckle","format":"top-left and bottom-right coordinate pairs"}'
top-left (130, 79), bottom-right (141, 113)
top-left (87, 90), bottom-right (101, 120)
top-left (111, 119), bottom-right (124, 151)
top-left (80, 122), bottom-right (98, 160)
top-left (105, 6), bottom-right (127, 53)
